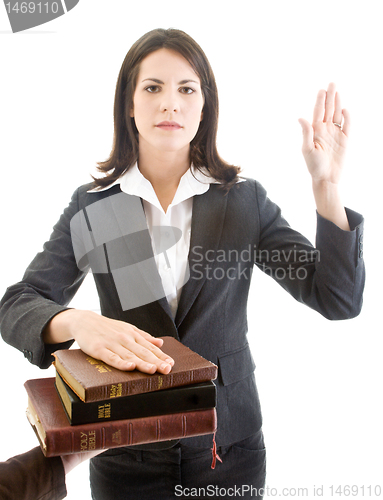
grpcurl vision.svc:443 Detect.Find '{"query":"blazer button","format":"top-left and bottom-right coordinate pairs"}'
top-left (359, 240), bottom-right (363, 258)
top-left (23, 350), bottom-right (33, 362)
top-left (357, 233), bottom-right (363, 258)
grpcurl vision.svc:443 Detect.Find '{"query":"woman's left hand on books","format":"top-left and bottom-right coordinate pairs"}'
top-left (43, 309), bottom-right (175, 374)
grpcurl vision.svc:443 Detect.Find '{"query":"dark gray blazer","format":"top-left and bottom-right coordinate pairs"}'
top-left (0, 178), bottom-right (365, 448)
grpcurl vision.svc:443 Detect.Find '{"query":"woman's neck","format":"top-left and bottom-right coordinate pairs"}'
top-left (138, 144), bottom-right (191, 213)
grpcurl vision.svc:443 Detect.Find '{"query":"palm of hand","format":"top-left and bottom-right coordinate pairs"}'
top-left (299, 83), bottom-right (350, 185)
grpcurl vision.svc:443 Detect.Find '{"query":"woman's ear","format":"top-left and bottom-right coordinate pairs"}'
top-left (130, 107), bottom-right (134, 118)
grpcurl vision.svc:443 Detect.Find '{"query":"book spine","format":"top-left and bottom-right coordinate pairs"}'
top-left (86, 367), bottom-right (218, 402)
top-left (43, 408), bottom-right (217, 457)
top-left (59, 383), bottom-right (216, 426)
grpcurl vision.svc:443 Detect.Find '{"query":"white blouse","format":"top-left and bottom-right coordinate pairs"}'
top-left (89, 164), bottom-right (220, 317)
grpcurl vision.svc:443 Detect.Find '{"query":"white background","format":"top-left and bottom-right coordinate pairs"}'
top-left (0, 1), bottom-right (381, 498)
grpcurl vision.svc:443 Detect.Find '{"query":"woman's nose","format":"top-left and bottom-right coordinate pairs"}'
top-left (160, 90), bottom-right (180, 113)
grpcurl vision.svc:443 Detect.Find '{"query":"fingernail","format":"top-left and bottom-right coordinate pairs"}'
top-left (160, 362), bottom-right (171, 371)
top-left (165, 358), bottom-right (174, 366)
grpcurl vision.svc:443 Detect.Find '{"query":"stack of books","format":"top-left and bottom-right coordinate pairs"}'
top-left (25, 337), bottom-right (218, 457)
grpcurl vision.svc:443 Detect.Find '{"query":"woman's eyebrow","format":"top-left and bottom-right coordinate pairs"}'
top-left (142, 78), bottom-right (163, 84)
top-left (178, 79), bottom-right (199, 85)
top-left (141, 78), bottom-right (199, 85)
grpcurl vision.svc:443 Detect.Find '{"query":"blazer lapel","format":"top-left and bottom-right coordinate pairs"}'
top-left (175, 185), bottom-right (228, 328)
top-left (86, 191), bottom-right (173, 319)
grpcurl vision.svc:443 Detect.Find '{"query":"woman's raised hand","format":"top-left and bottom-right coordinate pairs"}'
top-left (298, 82), bottom-right (350, 185)
top-left (43, 309), bottom-right (174, 374)
top-left (298, 83), bottom-right (351, 231)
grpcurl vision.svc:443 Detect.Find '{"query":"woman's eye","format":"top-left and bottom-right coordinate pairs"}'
top-left (179, 87), bottom-right (195, 94)
top-left (145, 85), bottom-right (161, 93)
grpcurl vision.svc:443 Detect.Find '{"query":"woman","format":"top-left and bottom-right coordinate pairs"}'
top-left (0, 28), bottom-right (364, 499)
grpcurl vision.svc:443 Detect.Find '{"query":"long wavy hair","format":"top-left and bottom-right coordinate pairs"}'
top-left (93, 28), bottom-right (241, 190)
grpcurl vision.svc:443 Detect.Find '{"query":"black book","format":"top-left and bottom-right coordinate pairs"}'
top-left (55, 372), bottom-right (216, 425)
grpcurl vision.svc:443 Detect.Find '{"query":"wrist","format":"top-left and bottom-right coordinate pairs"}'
top-left (312, 179), bottom-right (350, 231)
top-left (312, 178), bottom-right (340, 203)
top-left (60, 454), bottom-right (81, 475)
top-left (61, 449), bottom-right (104, 474)
top-left (43, 309), bottom-right (78, 344)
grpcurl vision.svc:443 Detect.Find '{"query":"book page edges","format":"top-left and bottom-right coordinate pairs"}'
top-left (26, 399), bottom-right (48, 456)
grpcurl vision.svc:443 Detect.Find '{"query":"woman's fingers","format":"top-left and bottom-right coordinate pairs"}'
top-left (312, 83), bottom-right (344, 127)
top-left (324, 82), bottom-right (337, 123)
top-left (114, 325), bottom-right (175, 369)
top-left (70, 310), bottom-right (174, 374)
top-left (102, 347), bottom-right (163, 374)
top-left (298, 117), bottom-right (313, 154)
top-left (101, 343), bottom-right (173, 375)
top-left (96, 331), bottom-right (174, 374)
top-left (312, 88), bottom-right (326, 123)
top-left (119, 331), bottom-right (175, 373)
top-left (341, 108), bottom-right (351, 137)
top-left (138, 330), bottom-right (164, 347)
top-left (131, 327), bottom-right (174, 363)
top-left (332, 90), bottom-right (343, 127)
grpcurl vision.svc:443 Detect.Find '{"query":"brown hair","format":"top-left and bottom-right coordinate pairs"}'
top-left (93, 28), bottom-right (241, 190)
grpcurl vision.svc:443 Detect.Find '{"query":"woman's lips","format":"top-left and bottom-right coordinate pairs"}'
top-left (156, 121), bottom-right (182, 130)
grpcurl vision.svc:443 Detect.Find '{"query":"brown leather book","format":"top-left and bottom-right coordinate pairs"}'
top-left (53, 336), bottom-right (218, 402)
top-left (25, 377), bottom-right (218, 457)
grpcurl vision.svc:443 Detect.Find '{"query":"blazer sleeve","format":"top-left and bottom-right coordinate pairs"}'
top-left (0, 187), bottom-right (88, 368)
top-left (253, 180), bottom-right (365, 319)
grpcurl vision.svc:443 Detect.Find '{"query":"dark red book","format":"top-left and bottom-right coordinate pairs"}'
top-left (25, 377), bottom-right (217, 457)
top-left (53, 336), bottom-right (218, 402)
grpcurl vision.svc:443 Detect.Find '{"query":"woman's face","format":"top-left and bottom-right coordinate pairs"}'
top-left (130, 48), bottom-right (204, 158)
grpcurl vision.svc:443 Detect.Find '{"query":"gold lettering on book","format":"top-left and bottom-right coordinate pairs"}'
top-left (80, 431), bottom-right (88, 451)
top-left (112, 429), bottom-right (122, 445)
top-left (105, 403), bottom-right (111, 418)
top-left (80, 430), bottom-right (97, 451)
top-left (86, 356), bottom-right (112, 374)
top-left (88, 430), bottom-right (96, 450)
top-left (158, 376), bottom-right (163, 389)
top-left (98, 405), bottom-right (104, 419)
top-left (110, 383), bottom-right (122, 398)
top-left (98, 403), bottom-right (111, 419)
